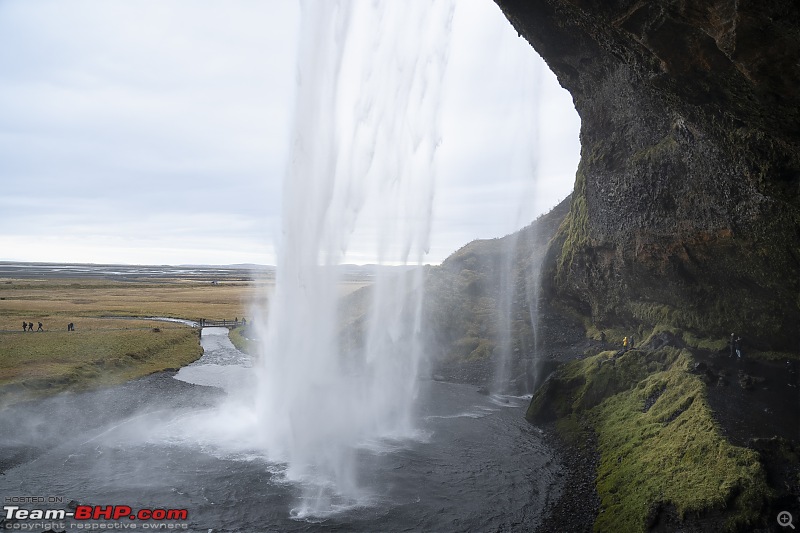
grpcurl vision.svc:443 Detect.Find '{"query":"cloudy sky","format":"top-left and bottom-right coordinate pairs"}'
top-left (0, 0), bottom-right (580, 266)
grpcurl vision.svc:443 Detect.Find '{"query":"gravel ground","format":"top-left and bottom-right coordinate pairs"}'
top-left (534, 424), bottom-right (600, 533)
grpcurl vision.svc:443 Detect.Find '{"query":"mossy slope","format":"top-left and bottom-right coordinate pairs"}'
top-left (529, 347), bottom-right (769, 532)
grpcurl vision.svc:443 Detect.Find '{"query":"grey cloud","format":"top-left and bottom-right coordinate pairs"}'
top-left (0, 0), bottom-right (578, 265)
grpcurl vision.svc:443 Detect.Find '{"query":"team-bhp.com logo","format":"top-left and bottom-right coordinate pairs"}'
top-left (74, 507), bottom-right (187, 521)
top-left (5, 506), bottom-right (187, 521)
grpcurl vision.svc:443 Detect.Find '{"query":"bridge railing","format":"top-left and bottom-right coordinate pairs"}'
top-left (198, 319), bottom-right (246, 328)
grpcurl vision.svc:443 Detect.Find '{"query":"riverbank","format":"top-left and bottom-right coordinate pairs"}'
top-left (534, 422), bottom-right (600, 533)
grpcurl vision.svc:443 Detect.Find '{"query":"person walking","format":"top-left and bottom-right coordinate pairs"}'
top-left (730, 333), bottom-right (735, 357)
top-left (37, 322), bottom-right (43, 332)
top-left (22, 321), bottom-right (27, 332)
top-left (623, 336), bottom-right (629, 351)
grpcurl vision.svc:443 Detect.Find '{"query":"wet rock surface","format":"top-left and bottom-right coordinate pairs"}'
top-left (494, 0), bottom-right (800, 350)
top-left (696, 352), bottom-right (799, 446)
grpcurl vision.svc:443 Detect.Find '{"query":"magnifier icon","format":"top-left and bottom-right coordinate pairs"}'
top-left (779, 511), bottom-right (795, 529)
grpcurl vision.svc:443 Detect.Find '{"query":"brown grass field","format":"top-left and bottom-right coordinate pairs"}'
top-left (0, 277), bottom-right (266, 327)
top-left (0, 276), bottom-right (265, 405)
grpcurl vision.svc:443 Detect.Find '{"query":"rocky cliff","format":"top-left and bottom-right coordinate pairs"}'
top-left (495, 0), bottom-right (800, 351)
top-left (423, 197), bottom-right (580, 390)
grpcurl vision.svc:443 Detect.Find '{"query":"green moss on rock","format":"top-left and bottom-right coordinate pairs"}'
top-left (556, 164), bottom-right (590, 283)
top-left (528, 348), bottom-right (770, 531)
top-left (592, 351), bottom-right (767, 532)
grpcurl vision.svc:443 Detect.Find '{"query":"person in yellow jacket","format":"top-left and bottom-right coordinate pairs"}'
top-left (623, 336), bottom-right (629, 351)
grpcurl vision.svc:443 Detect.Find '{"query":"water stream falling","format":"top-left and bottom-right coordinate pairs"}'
top-left (249, 0), bottom-right (454, 516)
top-left (491, 231), bottom-right (521, 395)
top-left (489, 34), bottom-right (543, 396)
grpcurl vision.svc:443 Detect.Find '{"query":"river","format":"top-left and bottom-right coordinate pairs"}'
top-left (0, 328), bottom-right (562, 532)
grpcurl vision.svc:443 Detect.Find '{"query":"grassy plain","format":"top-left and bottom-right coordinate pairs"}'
top-left (0, 275), bottom-right (265, 404)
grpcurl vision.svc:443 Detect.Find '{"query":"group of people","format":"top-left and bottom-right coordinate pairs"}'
top-left (21, 321), bottom-right (75, 332)
top-left (622, 335), bottom-right (635, 351)
top-left (602, 329), bottom-right (744, 358)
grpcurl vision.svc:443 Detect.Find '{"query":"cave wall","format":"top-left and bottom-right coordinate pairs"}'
top-left (495, 0), bottom-right (800, 349)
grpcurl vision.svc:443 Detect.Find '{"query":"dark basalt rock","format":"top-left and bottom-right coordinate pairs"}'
top-left (495, 0), bottom-right (800, 350)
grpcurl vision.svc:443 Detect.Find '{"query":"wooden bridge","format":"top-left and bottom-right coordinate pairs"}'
top-left (198, 318), bottom-right (246, 328)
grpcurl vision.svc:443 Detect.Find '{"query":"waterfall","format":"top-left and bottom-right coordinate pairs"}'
top-left (491, 222), bottom-right (546, 397)
top-left (250, 0), bottom-right (453, 516)
top-left (488, 28), bottom-right (542, 397)
top-left (491, 232), bottom-right (520, 395)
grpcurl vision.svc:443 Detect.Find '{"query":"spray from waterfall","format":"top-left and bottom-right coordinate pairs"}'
top-left (490, 31), bottom-right (543, 396)
top-left (250, 0), bottom-right (453, 517)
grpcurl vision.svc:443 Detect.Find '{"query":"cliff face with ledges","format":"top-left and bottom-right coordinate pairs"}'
top-left (495, 0), bottom-right (800, 350)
